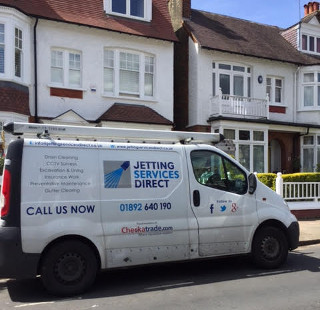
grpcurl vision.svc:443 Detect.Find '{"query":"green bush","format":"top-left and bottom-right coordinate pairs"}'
top-left (256, 172), bottom-right (320, 194)
top-left (257, 173), bottom-right (277, 191)
top-left (282, 173), bottom-right (320, 183)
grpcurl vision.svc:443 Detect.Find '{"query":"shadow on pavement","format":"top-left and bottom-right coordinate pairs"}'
top-left (3, 246), bottom-right (320, 303)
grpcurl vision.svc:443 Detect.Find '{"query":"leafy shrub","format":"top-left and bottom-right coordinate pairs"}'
top-left (256, 173), bottom-right (277, 191)
top-left (282, 173), bottom-right (320, 183)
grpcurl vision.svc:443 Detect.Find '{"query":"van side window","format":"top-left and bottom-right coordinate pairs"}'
top-left (190, 151), bottom-right (248, 195)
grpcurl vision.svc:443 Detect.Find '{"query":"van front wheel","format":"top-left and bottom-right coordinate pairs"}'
top-left (252, 226), bottom-right (288, 269)
top-left (40, 240), bottom-right (98, 296)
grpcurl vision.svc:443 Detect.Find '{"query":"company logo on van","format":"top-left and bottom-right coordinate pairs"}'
top-left (103, 160), bottom-right (181, 189)
top-left (104, 161), bottom-right (132, 188)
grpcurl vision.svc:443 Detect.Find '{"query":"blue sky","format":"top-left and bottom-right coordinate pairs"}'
top-left (191, 0), bottom-right (305, 29)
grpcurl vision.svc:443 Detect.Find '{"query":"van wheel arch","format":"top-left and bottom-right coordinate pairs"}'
top-left (38, 235), bottom-right (101, 296)
top-left (251, 221), bottom-right (289, 269)
top-left (39, 235), bottom-right (101, 272)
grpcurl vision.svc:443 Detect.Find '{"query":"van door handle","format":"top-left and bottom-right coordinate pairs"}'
top-left (193, 190), bottom-right (200, 207)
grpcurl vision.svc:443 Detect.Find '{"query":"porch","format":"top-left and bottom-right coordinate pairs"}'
top-left (210, 92), bottom-right (269, 119)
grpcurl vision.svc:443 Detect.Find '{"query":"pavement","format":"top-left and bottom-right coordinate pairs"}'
top-left (299, 219), bottom-right (320, 246)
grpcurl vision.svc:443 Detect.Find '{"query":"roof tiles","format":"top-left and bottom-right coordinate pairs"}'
top-left (186, 9), bottom-right (320, 65)
top-left (98, 103), bottom-right (172, 125)
top-left (0, 0), bottom-right (177, 42)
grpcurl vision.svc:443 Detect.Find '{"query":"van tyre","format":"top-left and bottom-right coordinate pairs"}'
top-left (40, 240), bottom-right (98, 296)
top-left (252, 227), bottom-right (288, 269)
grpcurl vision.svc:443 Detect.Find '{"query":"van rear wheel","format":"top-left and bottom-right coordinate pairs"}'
top-left (40, 240), bottom-right (98, 296)
top-left (252, 226), bottom-right (288, 269)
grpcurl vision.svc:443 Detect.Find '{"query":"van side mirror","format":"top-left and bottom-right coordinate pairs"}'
top-left (248, 173), bottom-right (257, 194)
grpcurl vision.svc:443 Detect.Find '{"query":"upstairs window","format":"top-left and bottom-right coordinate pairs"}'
top-left (302, 34), bottom-right (320, 54)
top-left (0, 24), bottom-right (4, 74)
top-left (266, 76), bottom-right (283, 104)
top-left (50, 49), bottom-right (82, 88)
top-left (302, 72), bottom-right (320, 108)
top-left (104, 49), bottom-right (155, 99)
top-left (15, 28), bottom-right (23, 78)
top-left (104, 0), bottom-right (152, 21)
top-left (212, 62), bottom-right (251, 98)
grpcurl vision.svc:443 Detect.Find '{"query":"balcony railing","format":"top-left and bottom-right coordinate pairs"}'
top-left (210, 91), bottom-right (269, 119)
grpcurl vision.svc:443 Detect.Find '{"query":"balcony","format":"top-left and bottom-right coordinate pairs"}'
top-left (210, 91), bottom-right (269, 119)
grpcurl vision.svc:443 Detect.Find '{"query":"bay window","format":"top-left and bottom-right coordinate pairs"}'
top-left (222, 128), bottom-right (267, 172)
top-left (0, 12), bottom-right (28, 82)
top-left (104, 49), bottom-right (155, 99)
top-left (50, 49), bottom-right (82, 88)
top-left (302, 135), bottom-right (320, 172)
top-left (120, 52), bottom-right (140, 95)
top-left (212, 62), bottom-right (251, 98)
top-left (302, 72), bottom-right (320, 108)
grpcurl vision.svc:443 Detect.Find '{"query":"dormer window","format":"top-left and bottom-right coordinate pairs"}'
top-left (302, 34), bottom-right (320, 54)
top-left (104, 0), bottom-right (152, 22)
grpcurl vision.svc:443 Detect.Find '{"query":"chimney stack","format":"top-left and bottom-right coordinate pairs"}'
top-left (304, 2), bottom-right (320, 16)
top-left (168, 0), bottom-right (191, 31)
top-left (182, 0), bottom-right (191, 19)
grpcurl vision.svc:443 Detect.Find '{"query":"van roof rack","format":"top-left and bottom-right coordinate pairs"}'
top-left (4, 122), bottom-right (224, 144)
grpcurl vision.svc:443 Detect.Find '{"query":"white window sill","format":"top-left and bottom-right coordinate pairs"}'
top-left (297, 107), bottom-right (320, 112)
top-left (105, 11), bottom-right (151, 22)
top-left (102, 93), bottom-right (158, 103)
top-left (47, 84), bottom-right (87, 92)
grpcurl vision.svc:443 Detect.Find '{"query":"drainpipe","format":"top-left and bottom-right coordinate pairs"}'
top-left (33, 18), bottom-right (39, 123)
top-left (293, 66), bottom-right (300, 124)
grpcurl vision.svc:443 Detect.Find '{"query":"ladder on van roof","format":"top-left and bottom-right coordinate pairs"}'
top-left (3, 122), bottom-right (224, 145)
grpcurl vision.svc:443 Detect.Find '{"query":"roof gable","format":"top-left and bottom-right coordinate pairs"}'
top-left (0, 0), bottom-right (177, 42)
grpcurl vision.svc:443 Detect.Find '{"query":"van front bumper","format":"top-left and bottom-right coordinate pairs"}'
top-left (0, 226), bottom-right (40, 279)
top-left (287, 221), bottom-right (300, 250)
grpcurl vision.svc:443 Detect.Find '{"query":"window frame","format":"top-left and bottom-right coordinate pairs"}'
top-left (103, 0), bottom-right (152, 22)
top-left (14, 27), bottom-right (23, 78)
top-left (301, 33), bottom-right (320, 54)
top-left (212, 62), bottom-right (251, 98)
top-left (301, 71), bottom-right (320, 109)
top-left (266, 76), bottom-right (284, 105)
top-left (301, 135), bottom-right (320, 172)
top-left (103, 48), bottom-right (155, 99)
top-left (220, 127), bottom-right (267, 173)
top-left (50, 48), bottom-right (82, 89)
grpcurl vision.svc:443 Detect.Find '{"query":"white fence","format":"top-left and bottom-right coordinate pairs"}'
top-left (275, 172), bottom-right (320, 210)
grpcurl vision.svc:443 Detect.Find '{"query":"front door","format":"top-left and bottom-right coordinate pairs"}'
top-left (187, 149), bottom-right (258, 256)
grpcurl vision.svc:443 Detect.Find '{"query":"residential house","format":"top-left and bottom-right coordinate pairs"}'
top-left (170, 0), bottom-right (320, 173)
top-left (0, 0), bottom-right (177, 150)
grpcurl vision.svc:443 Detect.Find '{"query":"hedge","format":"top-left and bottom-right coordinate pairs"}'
top-left (257, 173), bottom-right (277, 191)
top-left (257, 172), bottom-right (320, 191)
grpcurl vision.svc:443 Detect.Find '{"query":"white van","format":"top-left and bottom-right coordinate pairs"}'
top-left (0, 122), bottom-right (299, 296)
